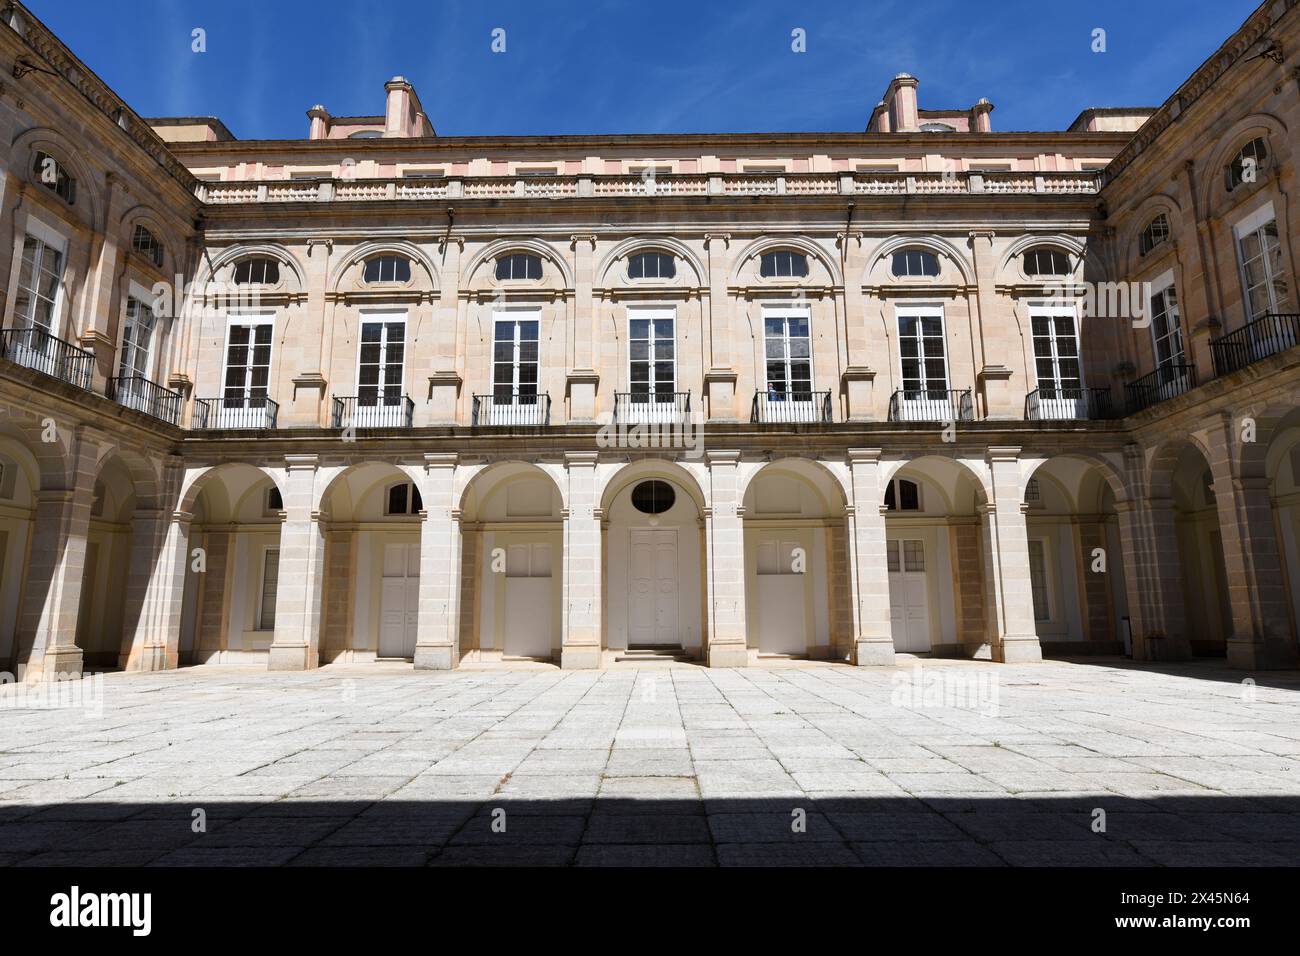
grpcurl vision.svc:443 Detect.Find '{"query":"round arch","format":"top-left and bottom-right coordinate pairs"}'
top-left (199, 242), bottom-right (309, 292)
top-left (461, 238), bottom-right (575, 290)
top-left (1201, 112), bottom-right (1291, 217)
top-left (599, 458), bottom-right (707, 515)
top-left (729, 235), bottom-right (844, 287)
top-left (10, 126), bottom-right (102, 227)
top-left (868, 234), bottom-right (976, 286)
top-left (739, 456), bottom-right (848, 515)
top-left (595, 236), bottom-right (707, 288)
top-left (179, 463), bottom-right (285, 517)
top-left (328, 239), bottom-right (441, 296)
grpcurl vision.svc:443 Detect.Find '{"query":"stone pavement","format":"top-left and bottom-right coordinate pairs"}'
top-left (1, 658), bottom-right (1299, 866)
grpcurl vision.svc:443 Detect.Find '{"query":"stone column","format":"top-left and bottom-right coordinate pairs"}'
top-left (561, 452), bottom-right (602, 668)
top-left (118, 508), bottom-right (192, 671)
top-left (703, 234), bottom-right (738, 421)
top-left (415, 453), bottom-right (461, 669)
top-left (980, 447), bottom-right (1042, 663)
top-left (268, 456), bottom-right (324, 670)
top-left (1205, 416), bottom-right (1296, 668)
top-left (846, 448), bottom-right (895, 664)
top-left (704, 450), bottom-right (747, 667)
top-left (12, 430), bottom-right (99, 680)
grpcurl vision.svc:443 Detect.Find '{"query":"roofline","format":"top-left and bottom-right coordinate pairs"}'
top-left (164, 130), bottom-right (1137, 155)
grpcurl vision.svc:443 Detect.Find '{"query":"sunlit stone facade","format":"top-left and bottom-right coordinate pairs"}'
top-left (0, 0), bottom-right (1297, 680)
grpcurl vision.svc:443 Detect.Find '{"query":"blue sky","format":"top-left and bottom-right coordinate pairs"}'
top-left (29, 0), bottom-right (1259, 139)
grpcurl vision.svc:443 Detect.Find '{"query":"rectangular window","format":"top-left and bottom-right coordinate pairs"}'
top-left (357, 317), bottom-right (406, 408)
top-left (763, 308), bottom-right (812, 399)
top-left (1030, 306), bottom-right (1082, 392)
top-left (223, 317), bottom-right (273, 404)
top-left (897, 306), bottom-right (949, 394)
top-left (628, 309), bottom-right (675, 401)
top-left (1235, 213), bottom-right (1291, 321)
top-left (492, 313), bottom-right (540, 403)
top-left (119, 297), bottom-right (157, 380)
top-left (1149, 282), bottom-right (1184, 368)
top-left (14, 233), bottom-right (64, 333)
top-left (258, 548), bottom-right (279, 631)
top-left (1027, 539), bottom-right (1050, 622)
top-left (756, 540), bottom-right (801, 575)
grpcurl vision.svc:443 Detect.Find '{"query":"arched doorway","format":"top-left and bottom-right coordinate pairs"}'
top-left (75, 457), bottom-right (136, 668)
top-left (1265, 411), bottom-right (1300, 642)
top-left (459, 463), bottom-right (564, 662)
top-left (0, 435), bottom-right (41, 671)
top-left (1169, 444), bottom-right (1232, 656)
top-left (883, 456), bottom-right (986, 655)
top-left (318, 463), bottom-right (423, 662)
top-left (741, 459), bottom-right (848, 659)
top-left (179, 464), bottom-right (284, 665)
top-left (602, 462), bottom-right (705, 661)
top-left (1021, 456), bottom-right (1128, 656)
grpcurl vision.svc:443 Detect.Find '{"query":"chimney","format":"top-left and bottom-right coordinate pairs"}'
top-left (971, 97), bottom-right (994, 133)
top-left (384, 76), bottom-right (434, 138)
top-left (884, 73), bottom-right (920, 132)
top-left (307, 104), bottom-right (330, 140)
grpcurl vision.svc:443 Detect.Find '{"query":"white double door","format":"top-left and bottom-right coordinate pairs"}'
top-left (378, 541), bottom-right (419, 658)
top-left (887, 538), bottom-right (931, 652)
top-left (503, 542), bottom-right (553, 659)
top-left (629, 529), bottom-right (679, 646)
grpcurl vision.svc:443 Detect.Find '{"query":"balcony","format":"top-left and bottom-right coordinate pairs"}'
top-left (472, 392), bottom-right (551, 427)
top-left (1125, 364), bottom-right (1197, 414)
top-left (751, 389), bottom-right (832, 424)
top-left (1024, 387), bottom-right (1114, 421)
top-left (332, 394), bottom-right (414, 429)
top-left (108, 376), bottom-right (184, 425)
top-left (889, 389), bottom-right (974, 422)
top-left (193, 395), bottom-right (279, 430)
top-left (0, 326), bottom-right (94, 391)
top-left (613, 391), bottom-right (691, 425)
top-left (1209, 312), bottom-right (1300, 377)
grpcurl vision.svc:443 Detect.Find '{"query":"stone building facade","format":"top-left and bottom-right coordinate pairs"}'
top-left (0, 0), bottom-right (1297, 679)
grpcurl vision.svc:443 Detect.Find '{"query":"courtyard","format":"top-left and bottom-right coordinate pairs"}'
top-left (1, 658), bottom-right (1299, 867)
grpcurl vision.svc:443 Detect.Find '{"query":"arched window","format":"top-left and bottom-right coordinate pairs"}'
top-left (233, 257), bottom-right (280, 285)
top-left (760, 250), bottom-right (809, 278)
top-left (1024, 477), bottom-right (1041, 503)
top-left (386, 482), bottom-right (424, 516)
top-left (891, 249), bottom-right (940, 278)
top-left (920, 122), bottom-right (956, 133)
top-left (495, 253), bottom-right (543, 281)
top-left (883, 478), bottom-right (920, 511)
top-left (1139, 214), bottom-right (1170, 256)
top-left (363, 255), bottom-right (411, 283)
top-left (32, 151), bottom-right (76, 204)
top-left (628, 251), bottom-right (676, 280)
top-left (1022, 247), bottom-right (1071, 277)
top-left (349, 130), bottom-right (382, 139)
top-left (1225, 137), bottom-right (1268, 192)
top-left (131, 224), bottom-right (163, 267)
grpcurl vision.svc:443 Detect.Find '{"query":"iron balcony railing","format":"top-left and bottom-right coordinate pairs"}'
top-left (888, 388), bottom-right (974, 422)
top-left (1125, 364), bottom-right (1197, 413)
top-left (332, 394), bottom-right (414, 429)
top-left (613, 390), bottom-right (691, 424)
top-left (0, 326), bottom-right (94, 391)
top-left (1024, 386), bottom-right (1114, 421)
top-left (472, 391), bottom-right (551, 426)
top-left (751, 389), bottom-right (832, 424)
top-left (193, 395), bottom-right (279, 429)
top-left (1209, 312), bottom-right (1300, 377)
top-left (107, 375), bottom-right (184, 425)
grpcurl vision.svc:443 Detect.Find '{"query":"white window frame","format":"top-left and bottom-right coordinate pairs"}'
top-left (760, 303), bottom-right (815, 422)
top-left (894, 303), bottom-right (951, 419)
top-left (1146, 271), bottom-right (1185, 368)
top-left (489, 308), bottom-right (543, 424)
top-left (13, 217), bottom-right (69, 334)
top-left (218, 312), bottom-right (275, 427)
top-left (626, 306), bottom-right (676, 395)
top-left (353, 311), bottom-right (408, 427)
top-left (1232, 201), bottom-right (1290, 322)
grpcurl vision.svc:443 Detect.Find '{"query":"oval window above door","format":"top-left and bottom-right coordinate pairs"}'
top-left (631, 480), bottom-right (675, 515)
